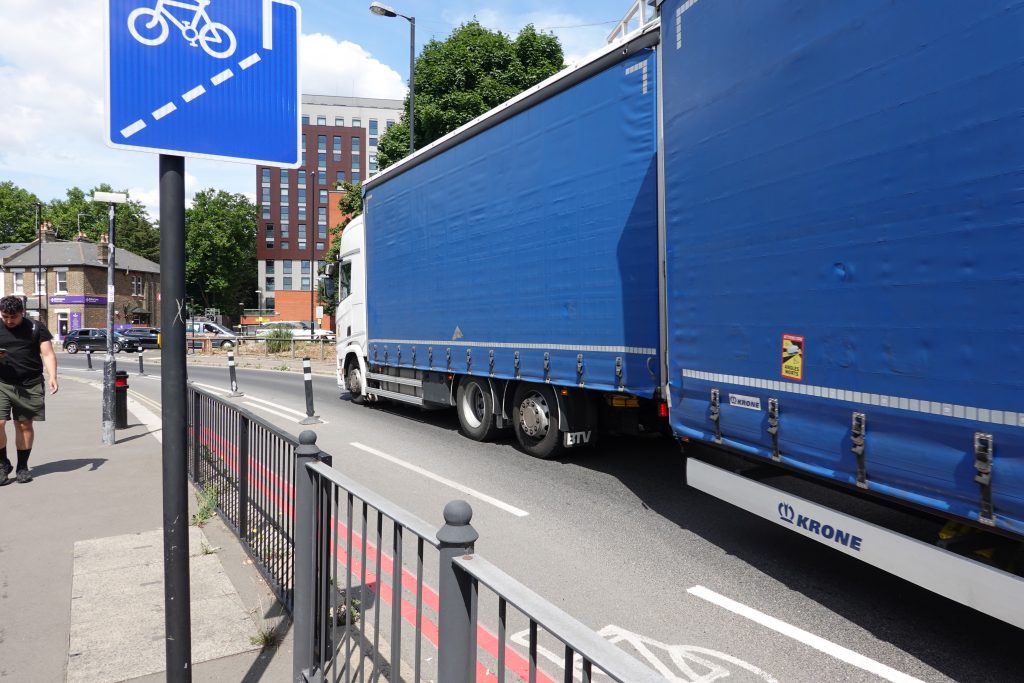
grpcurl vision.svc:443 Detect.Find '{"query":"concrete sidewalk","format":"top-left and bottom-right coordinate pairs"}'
top-left (0, 376), bottom-right (293, 681)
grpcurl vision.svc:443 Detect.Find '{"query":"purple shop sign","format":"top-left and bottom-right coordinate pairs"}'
top-left (48, 295), bottom-right (108, 305)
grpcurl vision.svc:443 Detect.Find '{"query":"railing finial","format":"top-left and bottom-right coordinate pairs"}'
top-left (438, 500), bottom-right (478, 546)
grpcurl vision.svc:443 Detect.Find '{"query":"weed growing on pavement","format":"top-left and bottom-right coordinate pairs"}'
top-left (250, 624), bottom-right (281, 647)
top-left (200, 541), bottom-right (218, 555)
top-left (191, 482), bottom-right (220, 527)
top-left (273, 364), bottom-right (290, 371)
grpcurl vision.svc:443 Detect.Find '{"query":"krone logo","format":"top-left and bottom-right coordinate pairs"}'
top-left (778, 502), bottom-right (795, 523)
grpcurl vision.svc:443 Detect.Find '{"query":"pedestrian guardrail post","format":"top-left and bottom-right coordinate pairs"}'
top-left (191, 389), bottom-right (202, 481)
top-left (300, 357), bottom-right (321, 425)
top-left (437, 500), bottom-right (479, 683)
top-left (237, 413), bottom-right (249, 542)
top-left (137, 347), bottom-right (145, 375)
top-left (227, 350), bottom-right (243, 397)
top-left (86, 346), bottom-right (94, 371)
top-left (293, 430), bottom-right (324, 683)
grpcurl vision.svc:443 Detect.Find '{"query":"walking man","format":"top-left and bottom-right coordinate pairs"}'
top-left (0, 296), bottom-right (58, 485)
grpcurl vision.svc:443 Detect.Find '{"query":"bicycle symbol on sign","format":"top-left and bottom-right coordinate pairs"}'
top-left (128, 0), bottom-right (237, 59)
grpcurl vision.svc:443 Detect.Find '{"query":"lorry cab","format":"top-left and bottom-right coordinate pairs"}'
top-left (334, 215), bottom-right (367, 391)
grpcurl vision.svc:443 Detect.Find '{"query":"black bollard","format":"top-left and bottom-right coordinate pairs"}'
top-left (299, 357), bottom-right (321, 424)
top-left (137, 347), bottom-right (145, 375)
top-left (227, 350), bottom-right (243, 397)
top-left (86, 346), bottom-right (94, 371)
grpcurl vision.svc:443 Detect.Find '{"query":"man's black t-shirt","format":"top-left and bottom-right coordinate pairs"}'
top-left (0, 318), bottom-right (53, 386)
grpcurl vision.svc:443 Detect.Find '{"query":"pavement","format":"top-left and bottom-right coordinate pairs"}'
top-left (0, 372), bottom-right (294, 682)
top-left (152, 346), bottom-right (338, 378)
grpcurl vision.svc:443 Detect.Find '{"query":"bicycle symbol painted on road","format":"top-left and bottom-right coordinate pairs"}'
top-left (128, 0), bottom-right (237, 59)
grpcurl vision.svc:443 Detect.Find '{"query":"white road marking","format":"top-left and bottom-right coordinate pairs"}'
top-left (120, 120), bottom-right (146, 138)
top-left (182, 85), bottom-right (206, 102)
top-left (190, 381), bottom-right (231, 396)
top-left (211, 69), bottom-right (234, 85)
top-left (239, 53), bottom-right (261, 69)
top-left (687, 586), bottom-right (924, 683)
top-left (242, 401), bottom-right (300, 421)
top-left (349, 442), bottom-right (529, 517)
top-left (243, 395), bottom-right (309, 418)
top-left (152, 102), bottom-right (177, 120)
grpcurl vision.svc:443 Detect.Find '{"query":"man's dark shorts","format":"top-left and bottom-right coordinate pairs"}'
top-left (0, 380), bottom-right (45, 421)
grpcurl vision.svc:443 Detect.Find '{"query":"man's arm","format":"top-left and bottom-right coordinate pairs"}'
top-left (40, 340), bottom-right (58, 394)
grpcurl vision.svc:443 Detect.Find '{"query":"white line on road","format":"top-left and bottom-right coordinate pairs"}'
top-left (687, 586), bottom-right (925, 683)
top-left (349, 442), bottom-right (529, 517)
top-left (243, 395), bottom-right (309, 418)
top-left (190, 381), bottom-right (231, 396)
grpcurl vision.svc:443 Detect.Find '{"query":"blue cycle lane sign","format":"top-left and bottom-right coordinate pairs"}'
top-left (105, 0), bottom-right (301, 166)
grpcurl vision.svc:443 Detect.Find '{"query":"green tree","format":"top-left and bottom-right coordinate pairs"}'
top-left (47, 185), bottom-right (160, 262)
top-left (0, 181), bottom-right (43, 242)
top-left (185, 189), bottom-right (257, 315)
top-left (377, 22), bottom-right (564, 169)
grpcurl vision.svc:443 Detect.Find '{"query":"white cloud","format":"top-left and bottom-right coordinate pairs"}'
top-left (0, 1), bottom-right (404, 219)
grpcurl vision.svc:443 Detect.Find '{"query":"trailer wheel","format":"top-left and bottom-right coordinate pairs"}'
top-left (512, 383), bottom-right (564, 459)
top-left (346, 364), bottom-right (365, 405)
top-left (457, 377), bottom-right (500, 441)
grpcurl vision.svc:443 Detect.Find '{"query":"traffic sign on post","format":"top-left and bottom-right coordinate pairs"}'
top-left (105, 0), bottom-right (301, 166)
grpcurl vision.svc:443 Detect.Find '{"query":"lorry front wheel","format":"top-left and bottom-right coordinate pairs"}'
top-left (512, 383), bottom-right (564, 459)
top-left (457, 377), bottom-right (500, 441)
top-left (346, 364), bottom-right (365, 405)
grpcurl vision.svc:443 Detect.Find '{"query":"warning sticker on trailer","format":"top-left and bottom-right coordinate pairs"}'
top-left (781, 334), bottom-right (804, 381)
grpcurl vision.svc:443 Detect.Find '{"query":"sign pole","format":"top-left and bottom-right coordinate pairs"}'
top-left (159, 154), bottom-right (192, 681)
top-left (103, 202), bottom-right (116, 445)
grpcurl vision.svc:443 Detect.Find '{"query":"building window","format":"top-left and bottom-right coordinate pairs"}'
top-left (261, 188), bottom-right (270, 203)
top-left (316, 242), bottom-right (325, 251)
top-left (319, 189), bottom-right (327, 204)
top-left (298, 225), bottom-right (307, 241)
top-left (317, 115), bottom-right (326, 125)
top-left (262, 205), bottom-right (270, 219)
top-left (283, 261), bottom-right (292, 274)
top-left (317, 135), bottom-right (326, 151)
top-left (298, 172), bottom-right (306, 187)
top-left (336, 170), bottom-right (346, 184)
top-left (318, 207), bottom-right (327, 225)
top-left (297, 188), bottom-right (306, 204)
top-left (335, 116), bottom-right (344, 126)
top-left (283, 276), bottom-right (292, 290)
top-left (351, 137), bottom-right (360, 154)
top-left (266, 277), bottom-right (276, 291)
top-left (318, 171), bottom-right (327, 185)
top-left (132, 275), bottom-right (143, 296)
top-left (302, 134), bottom-right (306, 151)
top-left (34, 270), bottom-right (45, 296)
top-left (280, 189), bottom-right (288, 203)
top-left (352, 156), bottom-right (361, 170)
top-left (13, 274), bottom-right (23, 295)
top-left (298, 239), bottom-right (307, 251)
top-left (302, 115), bottom-right (309, 124)
top-left (266, 260), bottom-right (275, 274)
top-left (280, 206), bottom-right (289, 220)
top-left (301, 260), bottom-right (311, 275)
top-left (369, 137), bottom-right (377, 147)
top-left (298, 206), bottom-right (307, 220)
top-left (317, 152), bottom-right (326, 170)
top-left (281, 224), bottom-right (290, 238)
top-left (261, 168), bottom-right (271, 184)
top-left (352, 117), bottom-right (361, 128)
top-left (369, 119), bottom-right (378, 135)
top-left (318, 224), bottom-right (327, 239)
top-left (369, 154), bottom-right (377, 172)
top-left (266, 240), bottom-right (274, 249)
top-left (386, 119), bottom-right (396, 130)
top-left (352, 171), bottom-right (361, 184)
top-left (266, 223), bottom-right (275, 238)
top-left (281, 169), bottom-right (289, 185)
top-left (56, 271), bottom-right (67, 293)
top-left (333, 136), bottom-right (342, 162)
top-left (281, 241), bottom-right (289, 250)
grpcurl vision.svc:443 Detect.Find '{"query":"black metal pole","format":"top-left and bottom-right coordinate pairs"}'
top-left (437, 500), bottom-right (478, 683)
top-left (299, 357), bottom-right (320, 424)
top-left (138, 347), bottom-right (145, 375)
top-left (102, 203), bottom-right (116, 445)
top-left (159, 154), bottom-right (192, 681)
top-left (35, 203), bottom-right (43, 326)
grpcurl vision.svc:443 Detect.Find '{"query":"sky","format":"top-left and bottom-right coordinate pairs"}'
top-left (0, 0), bottom-right (645, 223)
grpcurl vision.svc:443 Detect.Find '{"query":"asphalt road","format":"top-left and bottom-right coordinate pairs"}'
top-left (58, 351), bottom-right (1023, 682)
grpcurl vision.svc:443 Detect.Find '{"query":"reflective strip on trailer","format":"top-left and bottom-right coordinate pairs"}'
top-left (686, 459), bottom-right (1024, 630)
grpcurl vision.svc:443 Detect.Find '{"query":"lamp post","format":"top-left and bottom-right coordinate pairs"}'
top-left (370, 2), bottom-right (415, 153)
top-left (255, 289), bottom-right (263, 322)
top-left (35, 203), bottom-right (43, 324)
top-left (91, 191), bottom-right (128, 446)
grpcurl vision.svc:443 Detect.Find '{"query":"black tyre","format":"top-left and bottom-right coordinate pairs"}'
top-left (456, 376), bottom-right (501, 441)
top-left (113, 342), bottom-right (123, 353)
top-left (512, 382), bottom-right (564, 459)
top-left (220, 340), bottom-right (235, 349)
top-left (65, 342), bottom-right (78, 354)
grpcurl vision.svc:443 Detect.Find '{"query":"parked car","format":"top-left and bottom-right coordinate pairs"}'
top-left (62, 328), bottom-right (142, 354)
top-left (255, 321), bottom-right (335, 340)
top-left (186, 320), bottom-right (237, 348)
top-left (120, 327), bottom-right (160, 349)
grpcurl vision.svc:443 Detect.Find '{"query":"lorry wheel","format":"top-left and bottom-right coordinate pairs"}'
top-left (346, 365), bottom-right (365, 405)
top-left (457, 377), bottom-right (500, 441)
top-left (512, 383), bottom-right (564, 459)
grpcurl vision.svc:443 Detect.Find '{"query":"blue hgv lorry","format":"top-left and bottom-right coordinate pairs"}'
top-left (334, 0), bottom-right (1023, 627)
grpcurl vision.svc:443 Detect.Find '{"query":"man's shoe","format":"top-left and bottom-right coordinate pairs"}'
top-left (0, 462), bottom-right (11, 486)
top-left (15, 469), bottom-right (32, 484)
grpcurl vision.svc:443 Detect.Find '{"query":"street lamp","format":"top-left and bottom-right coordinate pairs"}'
top-left (34, 203), bottom-right (43, 324)
top-left (370, 2), bottom-right (415, 153)
top-left (91, 191), bottom-right (128, 446)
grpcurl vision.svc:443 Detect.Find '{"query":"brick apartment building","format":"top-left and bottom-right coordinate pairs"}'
top-left (0, 227), bottom-right (159, 340)
top-left (252, 95), bottom-right (403, 330)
